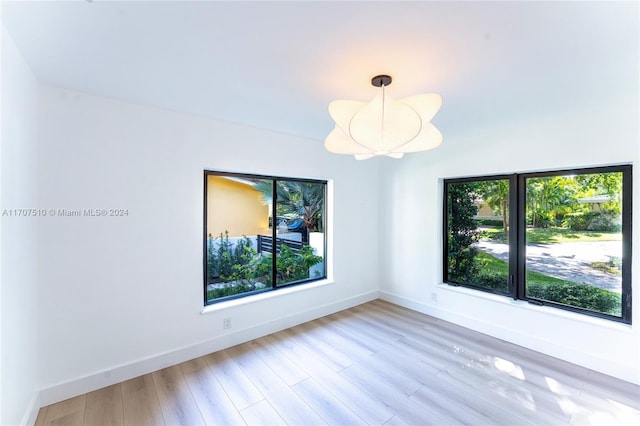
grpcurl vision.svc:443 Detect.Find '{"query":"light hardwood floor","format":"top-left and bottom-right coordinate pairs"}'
top-left (35, 300), bottom-right (640, 425)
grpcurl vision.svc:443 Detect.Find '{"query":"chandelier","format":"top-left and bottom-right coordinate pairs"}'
top-left (324, 75), bottom-right (442, 160)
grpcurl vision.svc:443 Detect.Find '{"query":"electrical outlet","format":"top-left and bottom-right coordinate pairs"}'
top-left (431, 292), bottom-right (438, 303)
top-left (223, 317), bottom-right (232, 330)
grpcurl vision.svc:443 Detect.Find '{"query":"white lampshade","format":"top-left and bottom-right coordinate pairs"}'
top-left (324, 75), bottom-right (442, 160)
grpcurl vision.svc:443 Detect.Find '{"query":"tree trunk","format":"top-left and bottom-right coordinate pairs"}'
top-left (501, 199), bottom-right (508, 235)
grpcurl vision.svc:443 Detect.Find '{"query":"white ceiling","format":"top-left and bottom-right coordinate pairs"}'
top-left (2, 0), bottom-right (638, 142)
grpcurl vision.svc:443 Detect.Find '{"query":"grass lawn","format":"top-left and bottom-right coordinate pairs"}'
top-left (480, 226), bottom-right (621, 244)
top-left (471, 251), bottom-right (621, 315)
top-left (450, 249), bottom-right (622, 315)
top-left (475, 251), bottom-right (576, 285)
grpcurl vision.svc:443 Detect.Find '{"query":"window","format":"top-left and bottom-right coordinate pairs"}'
top-left (444, 165), bottom-right (632, 323)
top-left (204, 171), bottom-right (327, 305)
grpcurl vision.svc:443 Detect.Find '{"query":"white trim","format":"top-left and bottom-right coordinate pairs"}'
top-left (436, 283), bottom-right (633, 330)
top-left (38, 290), bottom-right (378, 407)
top-left (201, 279), bottom-right (334, 314)
top-left (20, 392), bottom-right (41, 426)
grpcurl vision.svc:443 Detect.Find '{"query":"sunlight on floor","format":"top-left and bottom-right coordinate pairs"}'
top-left (493, 356), bottom-right (525, 380)
top-left (545, 376), bottom-right (573, 396)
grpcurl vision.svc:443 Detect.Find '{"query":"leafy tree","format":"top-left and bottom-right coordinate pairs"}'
top-left (477, 180), bottom-right (509, 235)
top-left (255, 180), bottom-right (324, 242)
top-left (574, 172), bottom-right (622, 214)
top-left (524, 172), bottom-right (622, 229)
top-left (526, 176), bottom-right (581, 227)
top-left (447, 183), bottom-right (480, 282)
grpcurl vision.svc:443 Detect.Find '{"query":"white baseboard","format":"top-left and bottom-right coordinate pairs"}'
top-left (38, 290), bottom-right (379, 407)
top-left (378, 290), bottom-right (639, 386)
top-left (20, 391), bottom-right (41, 426)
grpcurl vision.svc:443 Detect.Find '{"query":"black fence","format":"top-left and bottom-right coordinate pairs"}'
top-left (257, 235), bottom-right (305, 254)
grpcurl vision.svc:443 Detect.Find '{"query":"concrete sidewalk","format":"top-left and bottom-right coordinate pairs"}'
top-left (474, 240), bottom-right (622, 293)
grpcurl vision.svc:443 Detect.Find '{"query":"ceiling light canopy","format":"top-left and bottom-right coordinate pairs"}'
top-left (324, 75), bottom-right (443, 160)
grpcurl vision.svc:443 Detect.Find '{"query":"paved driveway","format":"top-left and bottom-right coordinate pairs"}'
top-left (474, 240), bottom-right (622, 292)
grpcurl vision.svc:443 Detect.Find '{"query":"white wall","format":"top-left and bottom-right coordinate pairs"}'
top-left (0, 26), bottom-right (41, 426)
top-left (379, 93), bottom-right (640, 384)
top-left (35, 85), bottom-right (380, 404)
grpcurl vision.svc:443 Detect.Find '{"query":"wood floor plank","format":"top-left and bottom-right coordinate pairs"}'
top-left (383, 415), bottom-right (412, 426)
top-left (245, 333), bottom-right (309, 386)
top-left (308, 317), bottom-right (375, 361)
top-left (279, 327), bottom-right (350, 372)
top-left (291, 377), bottom-right (368, 426)
top-left (399, 334), bottom-right (565, 424)
top-left (121, 374), bottom-right (164, 426)
top-left (204, 349), bottom-right (264, 411)
top-left (285, 322), bottom-right (355, 371)
top-left (321, 311), bottom-right (388, 353)
top-left (226, 342), bottom-right (326, 425)
top-left (571, 382), bottom-right (640, 426)
top-left (334, 307), bottom-right (405, 343)
top-left (239, 400), bottom-right (285, 426)
top-left (431, 366), bottom-right (540, 425)
top-left (411, 377), bottom-right (521, 425)
top-left (34, 406), bottom-right (48, 426)
top-left (261, 332), bottom-right (395, 425)
top-left (346, 347), bottom-right (423, 396)
top-left (32, 300), bottom-right (640, 426)
top-left (151, 365), bottom-right (205, 426)
top-left (178, 357), bottom-right (247, 426)
top-left (340, 363), bottom-right (453, 426)
top-left (373, 339), bottom-right (443, 380)
top-left (41, 395), bottom-right (86, 426)
top-left (581, 372), bottom-right (640, 410)
top-left (84, 383), bottom-right (124, 426)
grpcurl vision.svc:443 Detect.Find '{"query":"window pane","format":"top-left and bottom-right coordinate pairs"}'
top-left (446, 179), bottom-right (510, 293)
top-left (274, 180), bottom-right (325, 286)
top-left (206, 176), bottom-right (272, 302)
top-left (524, 172), bottom-right (623, 317)
top-left (204, 173), bottom-right (327, 304)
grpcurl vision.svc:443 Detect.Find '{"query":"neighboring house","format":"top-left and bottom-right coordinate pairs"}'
top-left (207, 176), bottom-right (269, 238)
top-left (578, 195), bottom-right (612, 212)
top-left (474, 199), bottom-right (502, 221)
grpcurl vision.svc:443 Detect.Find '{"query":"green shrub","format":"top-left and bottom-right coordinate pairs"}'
top-left (527, 281), bottom-right (621, 316)
top-left (562, 212), bottom-right (588, 231)
top-left (563, 211), bottom-right (620, 232)
top-left (207, 282), bottom-right (265, 300)
top-left (207, 231), bottom-right (253, 282)
top-left (471, 272), bottom-right (509, 292)
top-left (207, 242), bottom-right (324, 302)
top-left (447, 248), bottom-right (479, 283)
top-left (532, 211), bottom-right (555, 228)
top-left (275, 244), bottom-right (323, 284)
top-left (447, 183), bottom-right (480, 281)
top-left (586, 211), bottom-right (620, 232)
top-left (475, 219), bottom-right (503, 227)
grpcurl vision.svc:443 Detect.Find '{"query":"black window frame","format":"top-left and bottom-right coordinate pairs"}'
top-left (443, 165), bottom-right (632, 324)
top-left (204, 170), bottom-right (327, 306)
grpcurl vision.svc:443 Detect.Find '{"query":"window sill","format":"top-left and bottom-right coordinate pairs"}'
top-left (438, 283), bottom-right (633, 332)
top-left (201, 278), bottom-right (335, 315)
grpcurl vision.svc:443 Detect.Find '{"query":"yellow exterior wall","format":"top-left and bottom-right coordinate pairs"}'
top-left (477, 203), bottom-right (496, 217)
top-left (207, 176), bottom-right (269, 238)
top-left (474, 202), bottom-right (502, 219)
